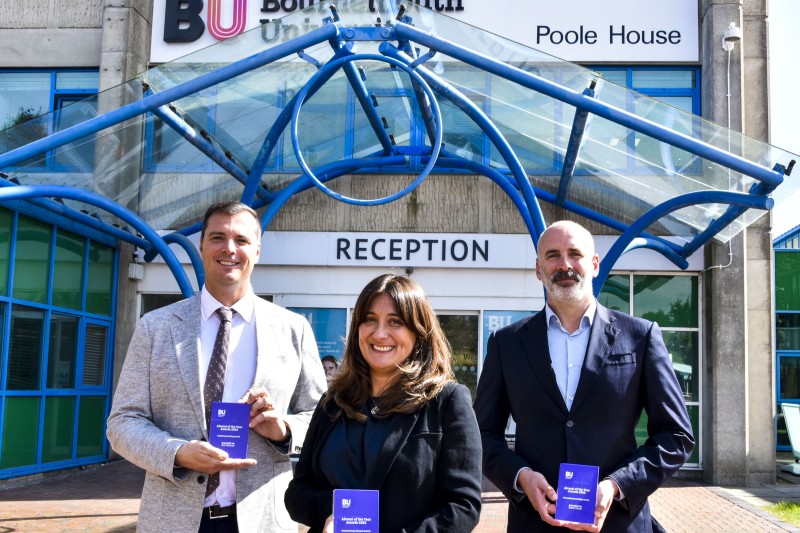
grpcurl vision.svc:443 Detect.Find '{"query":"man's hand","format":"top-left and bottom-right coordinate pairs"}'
top-left (518, 469), bottom-right (561, 527)
top-left (519, 470), bottom-right (618, 532)
top-left (241, 387), bottom-right (291, 443)
top-left (590, 478), bottom-right (618, 531)
top-left (174, 440), bottom-right (256, 474)
top-left (323, 515), bottom-right (334, 533)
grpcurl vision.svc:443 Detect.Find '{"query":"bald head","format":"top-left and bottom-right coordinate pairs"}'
top-left (537, 221), bottom-right (595, 258)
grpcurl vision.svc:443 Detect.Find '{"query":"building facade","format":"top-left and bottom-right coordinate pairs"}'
top-left (0, 0), bottom-right (782, 486)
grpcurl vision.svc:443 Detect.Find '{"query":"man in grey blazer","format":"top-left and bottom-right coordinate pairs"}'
top-left (475, 221), bottom-right (694, 532)
top-left (107, 201), bottom-right (327, 533)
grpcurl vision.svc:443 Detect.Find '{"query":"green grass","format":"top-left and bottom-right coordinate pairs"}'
top-left (765, 501), bottom-right (800, 526)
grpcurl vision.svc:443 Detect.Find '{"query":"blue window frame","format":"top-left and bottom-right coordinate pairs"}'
top-left (587, 66), bottom-right (702, 176)
top-left (0, 206), bottom-right (117, 478)
top-left (777, 246), bottom-right (800, 450)
top-left (0, 70), bottom-right (99, 172)
top-left (777, 348), bottom-right (800, 450)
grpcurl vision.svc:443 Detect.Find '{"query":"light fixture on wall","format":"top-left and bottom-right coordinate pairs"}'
top-left (722, 22), bottom-right (743, 52)
top-left (705, 22), bottom-right (743, 274)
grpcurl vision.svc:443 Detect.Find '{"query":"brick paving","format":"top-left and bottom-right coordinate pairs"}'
top-left (2, 460), bottom-right (800, 532)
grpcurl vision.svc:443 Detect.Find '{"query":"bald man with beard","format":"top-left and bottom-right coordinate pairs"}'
top-left (474, 221), bottom-right (694, 533)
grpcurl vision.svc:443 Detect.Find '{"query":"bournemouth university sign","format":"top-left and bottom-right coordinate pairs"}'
top-left (151, 0), bottom-right (699, 63)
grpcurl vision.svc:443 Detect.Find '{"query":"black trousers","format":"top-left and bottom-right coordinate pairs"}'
top-left (198, 512), bottom-right (238, 533)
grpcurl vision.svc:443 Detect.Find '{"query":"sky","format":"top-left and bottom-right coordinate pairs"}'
top-left (768, 0), bottom-right (800, 237)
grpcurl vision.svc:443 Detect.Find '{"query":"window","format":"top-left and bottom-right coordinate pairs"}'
top-left (599, 273), bottom-right (701, 466)
top-left (144, 66), bottom-right (289, 172)
top-left (585, 67), bottom-right (700, 175)
top-left (776, 250), bottom-right (800, 450)
top-left (438, 313), bottom-right (479, 399)
top-left (0, 70), bottom-right (99, 171)
top-left (0, 207), bottom-right (116, 477)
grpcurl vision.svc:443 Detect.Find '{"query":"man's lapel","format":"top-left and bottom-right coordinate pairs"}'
top-left (521, 312), bottom-right (569, 414)
top-left (252, 297), bottom-right (275, 388)
top-left (171, 296), bottom-right (207, 434)
top-left (570, 304), bottom-right (619, 413)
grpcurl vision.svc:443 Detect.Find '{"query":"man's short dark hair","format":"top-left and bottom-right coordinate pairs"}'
top-left (200, 201), bottom-right (261, 241)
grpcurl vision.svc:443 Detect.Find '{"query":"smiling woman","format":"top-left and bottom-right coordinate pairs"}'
top-left (284, 274), bottom-right (483, 533)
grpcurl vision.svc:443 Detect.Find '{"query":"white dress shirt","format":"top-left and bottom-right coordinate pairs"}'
top-left (200, 286), bottom-right (258, 507)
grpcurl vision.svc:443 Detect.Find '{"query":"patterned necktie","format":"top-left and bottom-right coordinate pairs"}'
top-left (204, 306), bottom-right (233, 498)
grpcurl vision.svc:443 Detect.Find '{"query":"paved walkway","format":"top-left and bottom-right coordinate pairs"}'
top-left (3, 460), bottom-right (800, 532)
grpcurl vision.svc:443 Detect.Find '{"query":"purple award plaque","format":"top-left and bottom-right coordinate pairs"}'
top-left (209, 401), bottom-right (250, 459)
top-left (555, 462), bottom-right (599, 524)
top-left (333, 489), bottom-right (379, 533)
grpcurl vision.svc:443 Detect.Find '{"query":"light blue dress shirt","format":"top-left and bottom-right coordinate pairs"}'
top-left (544, 300), bottom-right (596, 411)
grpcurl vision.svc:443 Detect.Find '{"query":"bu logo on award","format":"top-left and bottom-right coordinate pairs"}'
top-left (341, 499), bottom-right (352, 509)
top-left (565, 471), bottom-right (574, 480)
top-left (217, 408), bottom-right (226, 417)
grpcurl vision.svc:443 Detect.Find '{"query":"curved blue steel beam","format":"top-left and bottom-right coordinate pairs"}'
top-left (242, 42), bottom-right (359, 204)
top-left (150, 103), bottom-right (272, 202)
top-left (381, 43), bottom-right (547, 243)
top-left (558, 84), bottom-right (595, 206)
top-left (0, 23), bottom-right (340, 171)
top-left (0, 185), bottom-right (194, 296)
top-left (434, 153), bottom-right (537, 240)
top-left (681, 179), bottom-right (779, 256)
top-left (259, 155), bottom-right (408, 229)
top-left (259, 150), bottom-right (537, 243)
top-left (0, 181), bottom-right (148, 248)
top-left (596, 190), bottom-right (774, 292)
top-left (389, 44), bottom-right (686, 259)
top-left (340, 62), bottom-right (395, 156)
top-left (291, 53), bottom-right (443, 206)
top-left (142, 232), bottom-right (205, 289)
top-left (621, 238), bottom-right (690, 270)
top-left (392, 22), bottom-right (786, 191)
top-left (529, 185), bottom-right (683, 255)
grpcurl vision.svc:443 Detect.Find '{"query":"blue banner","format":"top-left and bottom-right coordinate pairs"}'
top-left (289, 307), bottom-right (347, 361)
top-left (482, 310), bottom-right (535, 360)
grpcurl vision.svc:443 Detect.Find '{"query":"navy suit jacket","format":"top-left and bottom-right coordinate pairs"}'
top-left (285, 382), bottom-right (482, 532)
top-left (474, 304), bottom-right (694, 532)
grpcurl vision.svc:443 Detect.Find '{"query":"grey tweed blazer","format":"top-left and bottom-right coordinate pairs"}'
top-left (107, 294), bottom-right (327, 533)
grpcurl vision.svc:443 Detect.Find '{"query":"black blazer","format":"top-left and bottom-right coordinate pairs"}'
top-left (285, 382), bottom-right (482, 532)
top-left (474, 304), bottom-right (695, 532)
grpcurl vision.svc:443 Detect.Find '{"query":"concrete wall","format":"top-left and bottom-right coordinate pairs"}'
top-left (701, 0), bottom-right (775, 485)
top-left (96, 0), bottom-right (154, 402)
top-left (0, 0), bottom-right (103, 67)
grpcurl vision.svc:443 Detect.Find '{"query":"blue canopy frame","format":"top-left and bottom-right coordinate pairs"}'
top-left (0, 3), bottom-right (794, 298)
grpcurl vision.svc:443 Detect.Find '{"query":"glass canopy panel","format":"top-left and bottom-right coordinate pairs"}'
top-left (0, 0), bottom-right (797, 244)
top-left (384, 4), bottom-right (797, 242)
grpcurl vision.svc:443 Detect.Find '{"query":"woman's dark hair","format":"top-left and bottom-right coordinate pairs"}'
top-left (325, 274), bottom-right (454, 421)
